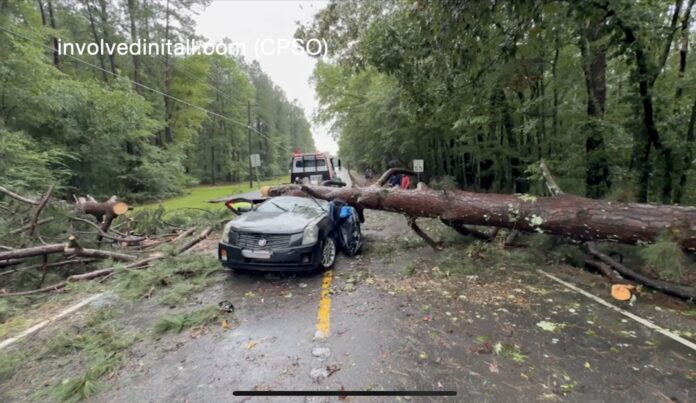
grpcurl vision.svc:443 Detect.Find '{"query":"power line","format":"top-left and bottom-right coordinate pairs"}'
top-left (65, 6), bottom-right (268, 108)
top-left (0, 23), bottom-right (293, 155)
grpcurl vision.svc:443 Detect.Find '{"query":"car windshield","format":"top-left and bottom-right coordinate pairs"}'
top-left (293, 156), bottom-right (328, 171)
top-left (255, 196), bottom-right (328, 216)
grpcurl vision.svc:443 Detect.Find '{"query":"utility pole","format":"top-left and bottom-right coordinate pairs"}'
top-left (247, 100), bottom-right (253, 188)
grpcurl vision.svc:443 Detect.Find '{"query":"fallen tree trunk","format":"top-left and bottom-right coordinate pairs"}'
top-left (262, 183), bottom-right (696, 251)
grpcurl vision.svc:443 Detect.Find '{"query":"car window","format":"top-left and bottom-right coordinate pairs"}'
top-left (256, 197), bottom-right (327, 215)
top-left (292, 156), bottom-right (328, 171)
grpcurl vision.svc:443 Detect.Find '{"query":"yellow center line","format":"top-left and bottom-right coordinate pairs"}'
top-left (315, 270), bottom-right (333, 339)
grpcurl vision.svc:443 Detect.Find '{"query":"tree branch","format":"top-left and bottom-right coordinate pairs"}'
top-left (585, 242), bottom-right (696, 299)
top-left (0, 185), bottom-right (38, 205)
top-left (29, 185), bottom-right (53, 236)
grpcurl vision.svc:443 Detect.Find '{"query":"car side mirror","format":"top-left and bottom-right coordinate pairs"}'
top-left (225, 200), bottom-right (253, 215)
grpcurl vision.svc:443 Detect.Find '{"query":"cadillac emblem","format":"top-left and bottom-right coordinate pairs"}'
top-left (258, 238), bottom-right (267, 247)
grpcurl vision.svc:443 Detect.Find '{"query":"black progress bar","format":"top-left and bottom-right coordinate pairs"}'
top-left (233, 391), bottom-right (457, 396)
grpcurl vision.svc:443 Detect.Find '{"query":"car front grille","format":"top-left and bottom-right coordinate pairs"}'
top-left (236, 232), bottom-right (292, 250)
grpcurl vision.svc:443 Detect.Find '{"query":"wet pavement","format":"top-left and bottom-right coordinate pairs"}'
top-left (92, 209), bottom-right (696, 403)
top-left (2, 170), bottom-right (696, 402)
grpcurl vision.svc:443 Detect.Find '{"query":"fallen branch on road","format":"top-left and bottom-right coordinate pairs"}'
top-left (585, 242), bottom-right (696, 300)
top-left (0, 226), bottom-right (213, 297)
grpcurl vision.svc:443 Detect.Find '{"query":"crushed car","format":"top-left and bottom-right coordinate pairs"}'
top-left (218, 195), bottom-right (362, 271)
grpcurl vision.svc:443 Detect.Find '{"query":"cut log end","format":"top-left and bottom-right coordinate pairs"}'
top-left (112, 202), bottom-right (129, 216)
top-left (611, 284), bottom-right (636, 301)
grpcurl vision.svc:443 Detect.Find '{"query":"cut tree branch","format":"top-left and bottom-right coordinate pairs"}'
top-left (0, 226), bottom-right (212, 297)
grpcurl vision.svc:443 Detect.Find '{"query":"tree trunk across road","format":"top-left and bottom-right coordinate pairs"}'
top-left (262, 181), bottom-right (696, 252)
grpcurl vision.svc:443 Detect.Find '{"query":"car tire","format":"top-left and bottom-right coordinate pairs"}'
top-left (340, 220), bottom-right (362, 257)
top-left (319, 237), bottom-right (337, 269)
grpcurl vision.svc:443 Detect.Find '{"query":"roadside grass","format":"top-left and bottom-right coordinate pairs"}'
top-left (135, 176), bottom-right (287, 212)
top-left (42, 308), bottom-right (139, 402)
top-left (0, 349), bottom-right (25, 381)
top-left (153, 304), bottom-right (218, 334)
top-left (115, 254), bottom-right (221, 305)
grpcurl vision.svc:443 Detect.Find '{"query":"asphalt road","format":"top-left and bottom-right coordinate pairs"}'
top-left (95, 204), bottom-right (696, 402)
top-left (4, 169), bottom-right (693, 402)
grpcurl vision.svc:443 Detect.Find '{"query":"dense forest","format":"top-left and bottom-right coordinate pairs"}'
top-left (0, 0), bottom-right (315, 202)
top-left (298, 0), bottom-right (696, 205)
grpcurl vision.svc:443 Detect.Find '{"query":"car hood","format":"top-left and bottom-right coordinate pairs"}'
top-left (230, 210), bottom-right (322, 234)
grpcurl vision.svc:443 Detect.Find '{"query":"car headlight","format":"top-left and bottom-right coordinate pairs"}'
top-left (221, 221), bottom-right (235, 243)
top-left (302, 224), bottom-right (319, 245)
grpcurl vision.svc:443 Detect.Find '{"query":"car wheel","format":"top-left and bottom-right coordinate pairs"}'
top-left (319, 237), bottom-right (337, 269)
top-left (340, 220), bottom-right (362, 257)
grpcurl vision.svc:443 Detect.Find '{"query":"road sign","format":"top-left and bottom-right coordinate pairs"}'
top-left (413, 159), bottom-right (424, 173)
top-left (250, 154), bottom-right (261, 168)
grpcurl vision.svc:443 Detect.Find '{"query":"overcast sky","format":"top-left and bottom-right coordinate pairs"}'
top-left (194, 0), bottom-right (336, 154)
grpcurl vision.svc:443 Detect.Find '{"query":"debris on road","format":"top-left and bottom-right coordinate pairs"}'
top-left (309, 364), bottom-right (341, 383)
top-left (536, 321), bottom-right (566, 332)
top-left (218, 300), bottom-right (235, 312)
top-left (311, 346), bottom-right (331, 359)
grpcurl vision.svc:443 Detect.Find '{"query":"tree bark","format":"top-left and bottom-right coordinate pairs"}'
top-left (29, 185), bottom-right (53, 236)
top-left (579, 18), bottom-right (611, 198)
top-left (675, 92), bottom-right (696, 203)
top-left (162, 0), bottom-right (173, 144)
top-left (73, 196), bottom-right (129, 218)
top-left (263, 183), bottom-right (696, 252)
top-left (675, 0), bottom-right (696, 99)
top-left (97, 0), bottom-right (117, 75)
top-left (84, 0), bottom-right (108, 82)
top-left (618, 14), bottom-right (675, 203)
top-left (126, 0), bottom-right (141, 93)
top-left (46, 0), bottom-right (59, 68)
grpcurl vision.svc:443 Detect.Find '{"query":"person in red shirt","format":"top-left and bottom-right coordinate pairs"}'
top-left (400, 174), bottom-right (411, 189)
